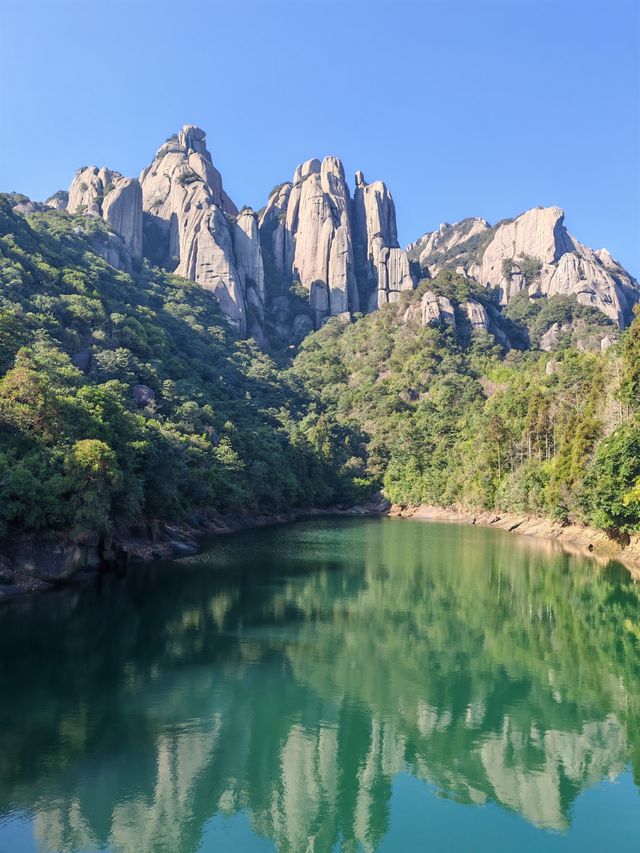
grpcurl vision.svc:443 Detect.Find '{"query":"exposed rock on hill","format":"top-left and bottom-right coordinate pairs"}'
top-left (45, 190), bottom-right (68, 210)
top-left (139, 125), bottom-right (254, 334)
top-left (260, 160), bottom-right (414, 325)
top-left (407, 218), bottom-right (490, 278)
top-left (289, 156), bottom-right (358, 322)
top-left (57, 126), bottom-right (637, 340)
top-left (260, 156), bottom-right (358, 324)
top-left (67, 167), bottom-right (143, 258)
top-left (411, 207), bottom-right (638, 327)
top-left (402, 289), bottom-right (456, 328)
top-left (352, 171), bottom-right (414, 310)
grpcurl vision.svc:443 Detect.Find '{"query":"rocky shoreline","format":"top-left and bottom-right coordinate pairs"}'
top-left (390, 504), bottom-right (640, 579)
top-left (0, 501), bottom-right (385, 603)
top-left (3, 497), bottom-right (639, 603)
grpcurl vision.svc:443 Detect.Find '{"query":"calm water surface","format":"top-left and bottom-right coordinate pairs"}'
top-left (1, 518), bottom-right (639, 852)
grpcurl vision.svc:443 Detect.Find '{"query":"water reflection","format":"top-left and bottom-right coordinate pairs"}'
top-left (0, 518), bottom-right (639, 852)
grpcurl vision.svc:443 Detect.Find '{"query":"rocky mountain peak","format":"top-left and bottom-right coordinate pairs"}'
top-left (178, 124), bottom-right (208, 156)
top-left (57, 126), bottom-right (638, 344)
top-left (411, 206), bottom-right (638, 327)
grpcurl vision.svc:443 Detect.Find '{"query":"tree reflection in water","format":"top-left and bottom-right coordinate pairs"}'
top-left (0, 518), bottom-right (639, 852)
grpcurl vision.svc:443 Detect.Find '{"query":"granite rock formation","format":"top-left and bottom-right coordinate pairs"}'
top-left (58, 127), bottom-right (638, 340)
top-left (67, 168), bottom-right (143, 258)
top-left (402, 289), bottom-right (456, 328)
top-left (410, 207), bottom-right (638, 327)
top-left (260, 160), bottom-right (414, 325)
top-left (139, 125), bottom-right (256, 334)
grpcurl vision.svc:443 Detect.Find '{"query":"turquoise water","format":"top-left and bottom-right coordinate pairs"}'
top-left (0, 517), bottom-right (639, 852)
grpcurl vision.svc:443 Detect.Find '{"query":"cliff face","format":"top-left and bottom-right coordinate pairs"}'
top-left (259, 159), bottom-right (415, 326)
top-left (139, 125), bottom-right (258, 335)
top-left (352, 171), bottom-right (414, 310)
top-left (411, 207), bottom-right (639, 328)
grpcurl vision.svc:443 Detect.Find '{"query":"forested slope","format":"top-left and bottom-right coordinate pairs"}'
top-left (0, 198), bottom-right (366, 544)
top-left (292, 277), bottom-right (640, 534)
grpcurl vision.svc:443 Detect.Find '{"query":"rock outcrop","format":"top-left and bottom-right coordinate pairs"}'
top-left (140, 125), bottom-right (256, 333)
top-left (290, 157), bottom-right (358, 321)
top-left (407, 218), bottom-right (490, 278)
top-left (403, 289), bottom-right (456, 328)
top-left (352, 171), bottom-right (414, 310)
top-left (59, 129), bottom-right (638, 340)
top-left (233, 208), bottom-right (265, 311)
top-left (260, 157), bottom-right (359, 325)
top-left (411, 207), bottom-right (638, 327)
top-left (259, 161), bottom-right (414, 325)
top-left (45, 190), bottom-right (68, 210)
top-left (67, 167), bottom-right (143, 258)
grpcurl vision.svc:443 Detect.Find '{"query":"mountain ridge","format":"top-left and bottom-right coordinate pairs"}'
top-left (35, 123), bottom-right (638, 348)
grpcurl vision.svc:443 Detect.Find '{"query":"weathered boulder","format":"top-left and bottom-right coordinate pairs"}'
top-left (87, 227), bottom-right (132, 272)
top-left (538, 317), bottom-right (617, 353)
top-left (67, 167), bottom-right (143, 258)
top-left (464, 299), bottom-right (490, 331)
top-left (11, 198), bottom-right (46, 216)
top-left (540, 322), bottom-right (568, 352)
top-left (463, 299), bottom-right (510, 348)
top-left (403, 289), bottom-right (456, 327)
top-left (133, 384), bottom-right (155, 408)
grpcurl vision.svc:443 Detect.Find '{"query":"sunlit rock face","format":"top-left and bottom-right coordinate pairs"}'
top-left (259, 160), bottom-right (415, 326)
top-left (352, 171), bottom-right (415, 311)
top-left (139, 125), bottom-right (260, 335)
top-left (410, 206), bottom-right (639, 327)
top-left (407, 217), bottom-right (491, 277)
top-left (67, 167), bottom-right (143, 260)
top-left (402, 288), bottom-right (456, 327)
top-left (261, 156), bottom-right (359, 326)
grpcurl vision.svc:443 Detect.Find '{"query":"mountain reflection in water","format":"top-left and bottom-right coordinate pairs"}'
top-left (0, 518), bottom-right (639, 852)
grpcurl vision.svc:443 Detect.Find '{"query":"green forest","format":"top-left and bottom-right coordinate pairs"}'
top-left (1, 195), bottom-right (639, 548)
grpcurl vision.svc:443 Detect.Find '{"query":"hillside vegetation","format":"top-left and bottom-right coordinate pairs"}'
top-left (0, 198), bottom-right (367, 542)
top-left (1, 198), bottom-right (639, 550)
top-left (292, 281), bottom-right (640, 533)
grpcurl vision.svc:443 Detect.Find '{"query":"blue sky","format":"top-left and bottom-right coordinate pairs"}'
top-left (1, 0), bottom-right (639, 274)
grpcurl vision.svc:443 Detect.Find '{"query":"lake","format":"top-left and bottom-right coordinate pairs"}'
top-left (0, 517), bottom-right (639, 852)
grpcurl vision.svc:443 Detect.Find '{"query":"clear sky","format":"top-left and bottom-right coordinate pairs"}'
top-left (1, 0), bottom-right (639, 274)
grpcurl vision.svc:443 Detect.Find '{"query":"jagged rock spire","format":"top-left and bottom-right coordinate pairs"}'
top-left (138, 125), bottom-right (263, 335)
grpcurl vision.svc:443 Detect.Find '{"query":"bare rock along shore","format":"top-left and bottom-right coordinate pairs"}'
top-left (390, 504), bottom-right (640, 579)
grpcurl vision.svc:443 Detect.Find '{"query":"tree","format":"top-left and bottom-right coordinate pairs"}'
top-left (582, 423), bottom-right (640, 532)
top-left (64, 439), bottom-right (122, 536)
